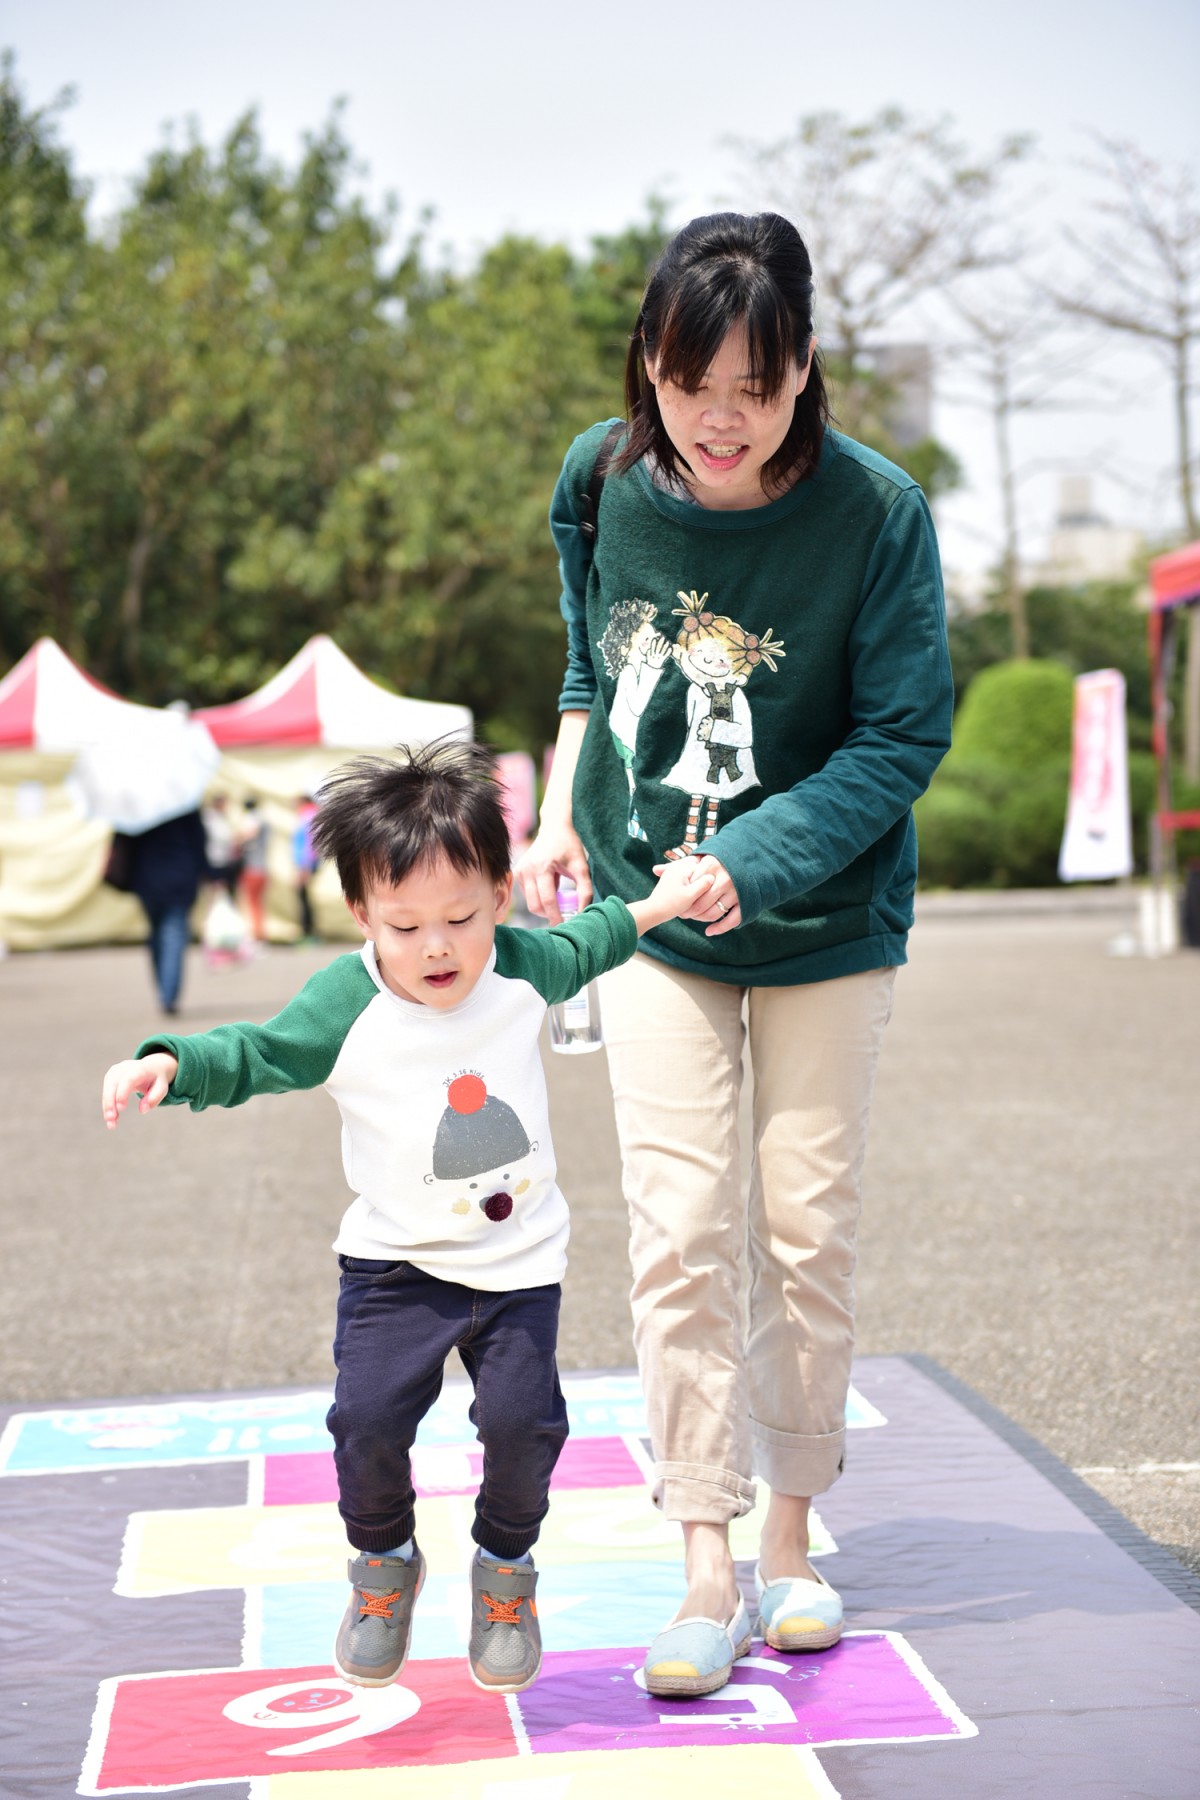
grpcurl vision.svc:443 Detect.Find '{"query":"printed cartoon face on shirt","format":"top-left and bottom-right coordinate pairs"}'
top-left (424, 1071), bottom-right (539, 1223)
top-left (657, 590), bottom-right (785, 859)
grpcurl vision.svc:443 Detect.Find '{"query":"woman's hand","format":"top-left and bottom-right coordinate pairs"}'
top-left (654, 853), bottom-right (742, 936)
top-left (515, 823), bottom-right (593, 924)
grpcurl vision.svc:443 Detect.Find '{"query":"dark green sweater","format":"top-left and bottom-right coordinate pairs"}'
top-left (552, 422), bottom-right (954, 986)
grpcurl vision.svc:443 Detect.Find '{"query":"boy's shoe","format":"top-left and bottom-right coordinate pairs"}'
top-left (334, 1548), bottom-right (425, 1686)
top-left (468, 1552), bottom-right (542, 1693)
top-left (753, 1562), bottom-right (843, 1651)
top-left (643, 1597), bottom-right (752, 1697)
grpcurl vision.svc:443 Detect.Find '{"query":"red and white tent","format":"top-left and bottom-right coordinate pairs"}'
top-left (0, 638), bottom-right (218, 831)
top-left (193, 635), bottom-right (471, 749)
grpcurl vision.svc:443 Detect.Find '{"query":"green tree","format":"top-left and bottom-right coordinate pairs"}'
top-left (277, 235), bottom-right (616, 743)
top-left (0, 55), bottom-right (99, 664)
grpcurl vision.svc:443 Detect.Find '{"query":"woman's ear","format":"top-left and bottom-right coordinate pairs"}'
top-left (643, 347), bottom-right (658, 388)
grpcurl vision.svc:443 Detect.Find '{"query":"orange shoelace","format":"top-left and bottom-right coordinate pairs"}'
top-left (483, 1593), bottom-right (524, 1626)
top-left (358, 1589), bottom-right (400, 1619)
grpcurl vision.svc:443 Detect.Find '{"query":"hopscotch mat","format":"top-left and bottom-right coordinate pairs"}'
top-left (2, 1356), bottom-right (1198, 1798)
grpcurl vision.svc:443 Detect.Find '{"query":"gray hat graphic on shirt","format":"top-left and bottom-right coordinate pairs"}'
top-left (432, 1072), bottom-right (531, 1180)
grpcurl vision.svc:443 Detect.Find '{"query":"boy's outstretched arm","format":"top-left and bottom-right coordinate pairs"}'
top-left (102, 1053), bottom-right (180, 1130)
top-left (625, 859), bottom-right (714, 934)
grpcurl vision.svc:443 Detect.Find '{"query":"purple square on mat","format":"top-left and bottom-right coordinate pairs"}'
top-left (514, 1634), bottom-right (971, 1755)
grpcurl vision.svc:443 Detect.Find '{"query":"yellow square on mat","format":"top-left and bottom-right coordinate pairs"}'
top-left (115, 1489), bottom-right (834, 1597)
top-left (115, 1497), bottom-right (473, 1597)
top-left (261, 1742), bottom-right (841, 1799)
top-left (529, 1485), bottom-right (835, 1567)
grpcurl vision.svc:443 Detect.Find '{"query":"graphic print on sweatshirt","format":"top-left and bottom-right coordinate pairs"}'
top-left (609, 587), bottom-right (786, 862)
top-left (426, 1069), bottom-right (539, 1224)
top-left (597, 598), bottom-right (672, 842)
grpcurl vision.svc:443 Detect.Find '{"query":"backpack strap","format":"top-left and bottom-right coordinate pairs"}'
top-left (577, 420), bottom-right (626, 546)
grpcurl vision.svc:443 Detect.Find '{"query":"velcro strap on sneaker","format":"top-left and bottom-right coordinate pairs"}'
top-left (349, 1555), bottom-right (420, 1589)
top-left (473, 1562), bottom-right (537, 1598)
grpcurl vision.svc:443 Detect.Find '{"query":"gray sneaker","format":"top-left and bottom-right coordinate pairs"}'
top-left (334, 1548), bottom-right (425, 1686)
top-left (468, 1551), bottom-right (542, 1693)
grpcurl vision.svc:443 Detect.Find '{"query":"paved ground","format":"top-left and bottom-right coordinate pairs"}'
top-left (1, 892), bottom-right (1196, 1577)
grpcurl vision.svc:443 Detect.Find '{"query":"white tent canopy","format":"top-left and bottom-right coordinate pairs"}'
top-left (193, 635), bottom-right (472, 749)
top-left (0, 637), bottom-right (218, 832)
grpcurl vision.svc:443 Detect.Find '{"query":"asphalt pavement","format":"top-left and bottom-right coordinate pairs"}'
top-left (1, 890), bottom-right (1196, 1576)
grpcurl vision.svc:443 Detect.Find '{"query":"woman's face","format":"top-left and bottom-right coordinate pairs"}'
top-left (645, 324), bottom-right (811, 511)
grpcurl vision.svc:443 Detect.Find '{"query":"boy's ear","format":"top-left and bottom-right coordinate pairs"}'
top-left (494, 871), bottom-right (514, 919)
top-left (347, 896), bottom-right (373, 939)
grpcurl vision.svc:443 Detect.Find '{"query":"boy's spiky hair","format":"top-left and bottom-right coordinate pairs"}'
top-left (311, 737), bottom-right (510, 907)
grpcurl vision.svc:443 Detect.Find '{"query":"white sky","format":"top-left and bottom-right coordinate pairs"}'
top-left (8, 0), bottom-right (1200, 593)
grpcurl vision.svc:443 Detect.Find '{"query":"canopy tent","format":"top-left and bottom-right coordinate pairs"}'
top-left (193, 634), bottom-right (471, 751)
top-left (1148, 542), bottom-right (1200, 879)
top-left (193, 637), bottom-right (473, 944)
top-left (0, 640), bottom-right (218, 951)
top-left (0, 637), bottom-right (219, 831)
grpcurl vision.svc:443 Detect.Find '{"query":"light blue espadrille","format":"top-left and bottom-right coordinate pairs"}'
top-left (643, 1597), bottom-right (752, 1697)
top-left (754, 1562), bottom-right (843, 1651)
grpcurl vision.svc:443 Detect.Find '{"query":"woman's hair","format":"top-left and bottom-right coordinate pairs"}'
top-left (312, 736), bottom-right (510, 907)
top-left (618, 212), bottom-right (830, 496)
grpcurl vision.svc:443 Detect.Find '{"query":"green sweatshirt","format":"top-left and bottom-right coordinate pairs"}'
top-left (552, 421), bottom-right (954, 986)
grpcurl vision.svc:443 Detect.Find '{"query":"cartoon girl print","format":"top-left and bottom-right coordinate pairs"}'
top-left (661, 590), bottom-right (785, 861)
top-left (424, 1071), bottom-right (539, 1223)
top-left (597, 598), bottom-right (671, 841)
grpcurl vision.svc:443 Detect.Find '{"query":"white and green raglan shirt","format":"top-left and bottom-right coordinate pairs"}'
top-left (137, 898), bottom-right (637, 1293)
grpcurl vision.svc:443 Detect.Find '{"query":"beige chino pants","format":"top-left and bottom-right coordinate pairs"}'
top-left (600, 953), bottom-right (895, 1523)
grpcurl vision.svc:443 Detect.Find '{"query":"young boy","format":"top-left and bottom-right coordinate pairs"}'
top-left (101, 739), bottom-right (710, 1696)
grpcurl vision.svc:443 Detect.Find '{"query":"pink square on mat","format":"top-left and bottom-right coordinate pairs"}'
top-left (261, 1434), bottom-right (644, 1506)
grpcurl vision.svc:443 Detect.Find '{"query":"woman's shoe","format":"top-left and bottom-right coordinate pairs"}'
top-left (643, 1597), bottom-right (752, 1697)
top-left (754, 1563), bottom-right (843, 1651)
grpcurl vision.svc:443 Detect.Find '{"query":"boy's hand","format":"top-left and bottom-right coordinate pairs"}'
top-left (102, 1053), bottom-right (179, 1130)
top-left (625, 858), bottom-right (715, 934)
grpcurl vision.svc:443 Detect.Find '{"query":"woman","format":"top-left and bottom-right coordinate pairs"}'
top-left (518, 212), bottom-right (953, 1697)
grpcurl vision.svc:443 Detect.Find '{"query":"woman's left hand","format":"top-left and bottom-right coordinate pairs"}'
top-left (651, 854), bottom-right (742, 936)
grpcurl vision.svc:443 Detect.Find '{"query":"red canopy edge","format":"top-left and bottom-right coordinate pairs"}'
top-left (194, 659), bottom-right (321, 748)
top-left (1149, 540), bottom-right (1200, 610)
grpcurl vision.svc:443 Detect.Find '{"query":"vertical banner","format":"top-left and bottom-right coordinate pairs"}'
top-left (1058, 669), bottom-right (1133, 882)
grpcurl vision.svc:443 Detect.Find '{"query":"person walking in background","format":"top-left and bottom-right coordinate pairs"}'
top-left (292, 795), bottom-right (320, 941)
top-left (126, 808), bottom-right (209, 1016)
top-left (237, 797), bottom-right (270, 942)
top-left (201, 793), bottom-right (241, 896)
top-left (518, 212), bottom-right (953, 1698)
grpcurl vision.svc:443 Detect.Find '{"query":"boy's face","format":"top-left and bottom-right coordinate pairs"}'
top-left (349, 855), bottom-right (512, 1009)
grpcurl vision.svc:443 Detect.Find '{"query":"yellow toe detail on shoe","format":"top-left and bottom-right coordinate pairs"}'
top-left (646, 1659), bottom-right (700, 1678)
top-left (777, 1615), bottom-right (826, 1633)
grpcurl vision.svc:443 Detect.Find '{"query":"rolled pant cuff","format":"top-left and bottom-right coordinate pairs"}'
top-left (751, 1420), bottom-right (846, 1497)
top-left (345, 1507), bottom-right (417, 1554)
top-left (472, 1519), bottom-right (542, 1560)
top-left (652, 1460), bottom-right (757, 1523)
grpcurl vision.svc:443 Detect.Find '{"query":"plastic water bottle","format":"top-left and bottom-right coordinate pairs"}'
top-left (547, 879), bottom-right (603, 1054)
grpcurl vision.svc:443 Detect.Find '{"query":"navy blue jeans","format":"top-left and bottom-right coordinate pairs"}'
top-left (327, 1257), bottom-right (568, 1559)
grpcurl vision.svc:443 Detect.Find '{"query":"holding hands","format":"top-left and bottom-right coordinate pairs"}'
top-left (663, 852), bottom-right (743, 936)
top-left (101, 1052), bottom-right (179, 1130)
